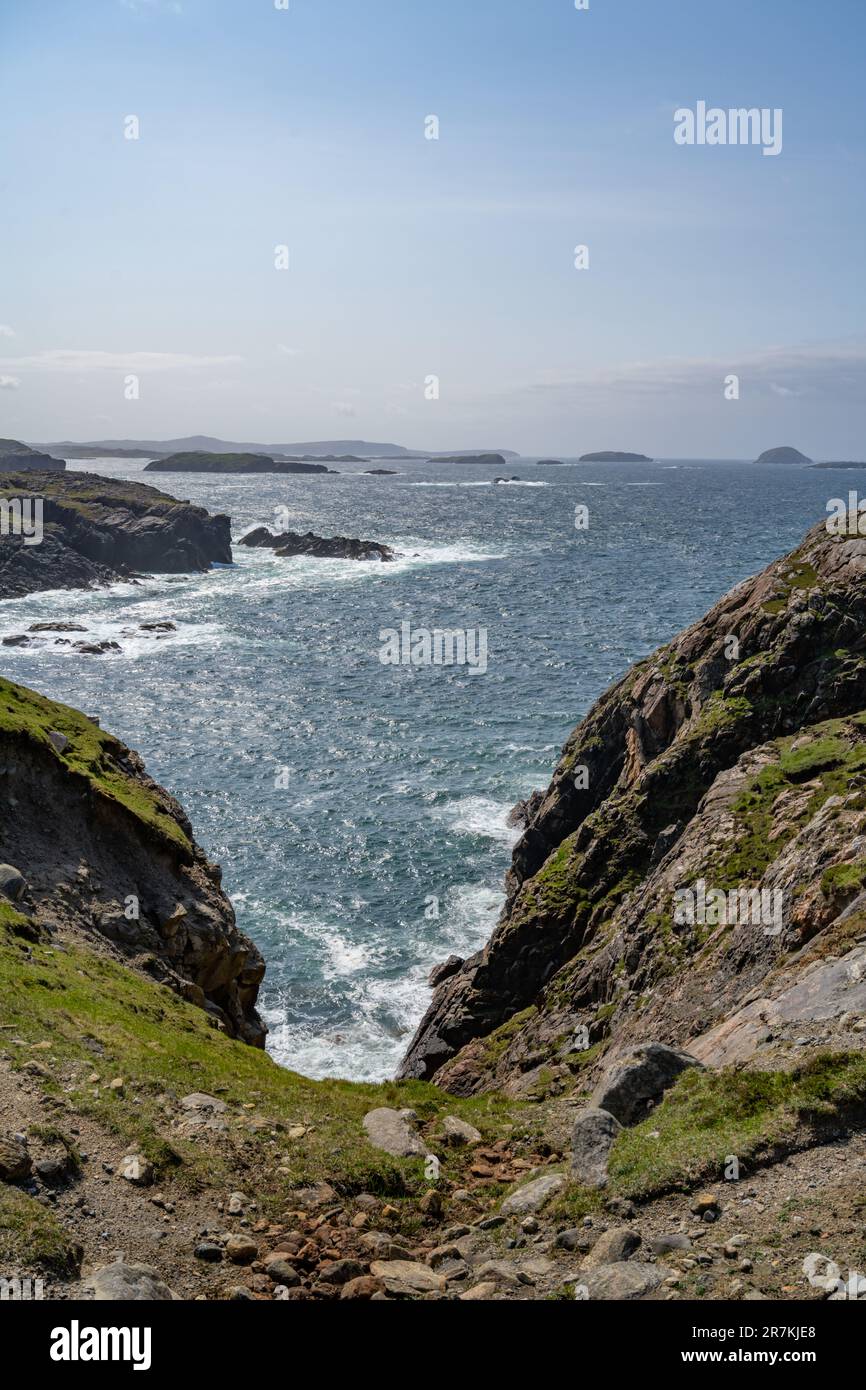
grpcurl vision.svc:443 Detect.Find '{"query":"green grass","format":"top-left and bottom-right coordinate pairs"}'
top-left (0, 923), bottom-right (524, 1208)
top-left (0, 1186), bottom-right (82, 1276)
top-left (0, 677), bottom-right (192, 853)
top-left (821, 861), bottom-right (866, 897)
top-left (712, 716), bottom-right (866, 892)
top-left (551, 1054), bottom-right (866, 1219)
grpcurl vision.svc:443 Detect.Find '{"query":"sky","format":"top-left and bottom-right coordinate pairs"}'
top-left (1, 0), bottom-right (865, 456)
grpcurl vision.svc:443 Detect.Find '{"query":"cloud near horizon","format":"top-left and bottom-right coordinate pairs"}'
top-left (0, 350), bottom-right (243, 374)
top-left (522, 342), bottom-right (866, 406)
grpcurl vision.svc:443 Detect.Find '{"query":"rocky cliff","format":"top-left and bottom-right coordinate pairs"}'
top-left (0, 471), bottom-right (232, 599)
top-left (400, 515), bottom-right (866, 1096)
top-left (0, 676), bottom-right (264, 1044)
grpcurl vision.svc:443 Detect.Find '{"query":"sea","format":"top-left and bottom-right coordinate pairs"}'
top-left (0, 454), bottom-right (855, 1080)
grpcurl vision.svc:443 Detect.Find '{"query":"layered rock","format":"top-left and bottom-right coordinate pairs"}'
top-left (0, 471), bottom-right (231, 599)
top-left (400, 515), bottom-right (866, 1091)
top-left (0, 676), bottom-right (265, 1045)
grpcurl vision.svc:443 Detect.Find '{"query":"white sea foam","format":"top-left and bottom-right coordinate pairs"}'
top-left (261, 881), bottom-right (504, 1081)
top-left (431, 795), bottom-right (520, 845)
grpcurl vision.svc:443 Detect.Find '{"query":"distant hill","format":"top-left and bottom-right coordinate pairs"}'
top-left (0, 438), bottom-right (66, 472)
top-left (754, 446), bottom-right (813, 466)
top-left (579, 451), bottom-right (653, 463)
top-left (36, 436), bottom-right (519, 461)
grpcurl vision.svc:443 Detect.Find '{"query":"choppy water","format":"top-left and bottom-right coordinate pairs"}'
top-left (0, 454), bottom-right (853, 1079)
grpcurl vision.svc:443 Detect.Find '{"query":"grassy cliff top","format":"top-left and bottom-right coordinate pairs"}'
top-left (0, 677), bottom-right (192, 853)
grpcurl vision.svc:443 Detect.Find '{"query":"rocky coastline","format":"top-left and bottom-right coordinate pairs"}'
top-left (0, 468), bottom-right (231, 601)
top-left (2, 507), bottom-right (866, 1304)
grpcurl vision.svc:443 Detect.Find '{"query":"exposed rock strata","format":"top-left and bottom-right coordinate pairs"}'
top-left (400, 515), bottom-right (866, 1091)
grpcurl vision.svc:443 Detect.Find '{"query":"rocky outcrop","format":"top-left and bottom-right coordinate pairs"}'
top-left (145, 452), bottom-right (335, 475)
top-left (0, 439), bottom-right (66, 472)
top-left (239, 527), bottom-right (395, 562)
top-left (399, 513), bottom-right (866, 1091)
top-left (0, 676), bottom-right (265, 1045)
top-left (0, 472), bottom-right (231, 600)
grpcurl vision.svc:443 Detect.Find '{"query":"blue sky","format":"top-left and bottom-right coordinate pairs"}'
top-left (1, 0), bottom-right (865, 455)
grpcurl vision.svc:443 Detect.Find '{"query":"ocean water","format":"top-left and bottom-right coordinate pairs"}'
top-left (0, 455), bottom-right (853, 1080)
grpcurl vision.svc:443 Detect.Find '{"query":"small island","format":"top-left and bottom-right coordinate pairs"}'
top-left (810, 461), bottom-right (866, 470)
top-left (578, 451), bottom-right (653, 463)
top-left (144, 452), bottom-right (335, 475)
top-left (753, 446), bottom-right (813, 466)
top-left (536, 459), bottom-right (565, 466)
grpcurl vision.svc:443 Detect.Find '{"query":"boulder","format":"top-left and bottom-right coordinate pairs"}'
top-left (0, 864), bottom-right (26, 902)
top-left (570, 1107), bottom-right (622, 1187)
top-left (225, 1235), bottom-right (258, 1265)
top-left (340, 1276), bottom-right (383, 1299)
top-left (84, 1261), bottom-right (176, 1301)
top-left (0, 1135), bottom-right (31, 1181)
top-left (119, 1153), bottom-right (153, 1186)
top-left (318, 1259), bottom-right (365, 1285)
top-left (583, 1227), bottom-right (641, 1268)
top-left (500, 1173), bottom-right (565, 1216)
top-left (591, 1043), bottom-right (703, 1126)
top-left (265, 1259), bottom-right (301, 1287)
top-left (369, 1260), bottom-right (446, 1297)
top-left (581, 1261), bottom-right (670, 1301)
top-left (363, 1107), bottom-right (428, 1158)
top-left (440, 1115), bottom-right (482, 1147)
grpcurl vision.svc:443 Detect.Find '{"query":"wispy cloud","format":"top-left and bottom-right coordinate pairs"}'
top-left (0, 350), bottom-right (242, 374)
top-left (0, 375), bottom-right (20, 390)
top-left (0, 325), bottom-right (15, 338)
top-left (524, 342), bottom-right (866, 405)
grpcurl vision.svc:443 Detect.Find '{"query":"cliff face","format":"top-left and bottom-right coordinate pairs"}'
top-left (400, 516), bottom-right (866, 1093)
top-left (0, 677), bottom-right (264, 1045)
top-left (0, 472), bottom-right (232, 599)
